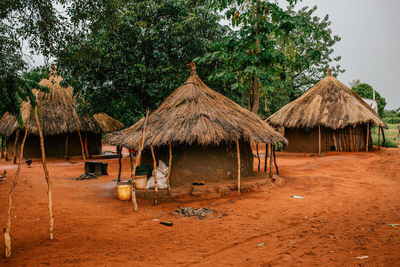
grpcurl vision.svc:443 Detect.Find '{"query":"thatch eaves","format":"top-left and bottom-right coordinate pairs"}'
top-left (267, 70), bottom-right (386, 130)
top-left (0, 72), bottom-right (124, 136)
top-left (104, 63), bottom-right (287, 149)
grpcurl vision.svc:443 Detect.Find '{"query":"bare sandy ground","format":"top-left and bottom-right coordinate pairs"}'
top-left (0, 146), bottom-right (399, 266)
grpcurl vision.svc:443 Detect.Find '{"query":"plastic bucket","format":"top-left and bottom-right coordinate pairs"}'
top-left (117, 184), bottom-right (131, 200)
top-left (135, 175), bottom-right (148, 189)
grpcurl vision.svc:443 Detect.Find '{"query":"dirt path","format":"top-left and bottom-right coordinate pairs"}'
top-left (0, 148), bottom-right (399, 266)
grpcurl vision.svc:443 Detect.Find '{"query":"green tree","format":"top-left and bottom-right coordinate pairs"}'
top-left (350, 79), bottom-right (386, 117)
top-left (196, 0), bottom-right (343, 117)
top-left (55, 0), bottom-right (228, 125)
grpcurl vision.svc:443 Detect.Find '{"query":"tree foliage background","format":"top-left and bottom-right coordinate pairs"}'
top-left (1, 0), bottom-right (346, 126)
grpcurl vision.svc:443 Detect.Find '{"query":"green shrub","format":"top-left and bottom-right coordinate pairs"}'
top-left (383, 117), bottom-right (400, 124)
top-left (383, 139), bottom-right (398, 148)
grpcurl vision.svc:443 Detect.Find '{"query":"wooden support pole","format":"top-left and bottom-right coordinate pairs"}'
top-left (131, 110), bottom-right (149, 211)
top-left (84, 134), bottom-right (89, 159)
top-left (349, 127), bottom-right (354, 152)
top-left (4, 136), bottom-right (8, 161)
top-left (318, 124), bottom-right (321, 156)
top-left (381, 126), bottom-right (386, 144)
top-left (264, 143), bottom-right (267, 173)
top-left (236, 138), bottom-right (241, 194)
top-left (268, 144), bottom-right (273, 178)
top-left (366, 122), bottom-right (370, 152)
top-left (150, 129), bottom-right (158, 206)
top-left (117, 146), bottom-right (122, 182)
top-left (272, 144), bottom-right (279, 175)
top-left (166, 141), bottom-right (172, 192)
top-left (12, 129), bottom-right (20, 164)
top-left (4, 124), bottom-right (28, 257)
top-left (1, 135), bottom-right (4, 159)
top-left (256, 143), bottom-right (260, 172)
top-left (77, 128), bottom-right (86, 161)
top-left (65, 135), bottom-right (69, 161)
top-left (378, 126), bottom-right (381, 151)
top-left (34, 103), bottom-right (54, 240)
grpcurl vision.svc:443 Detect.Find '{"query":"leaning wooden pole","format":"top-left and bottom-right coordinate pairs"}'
top-left (76, 127), bottom-right (86, 161)
top-left (378, 126), bottom-right (381, 151)
top-left (166, 141), bottom-right (172, 192)
top-left (4, 124), bottom-right (28, 257)
top-left (236, 138), bottom-right (241, 194)
top-left (272, 144), bottom-right (279, 175)
top-left (366, 122), bottom-right (370, 152)
top-left (34, 103), bottom-right (54, 240)
top-left (269, 144), bottom-right (273, 178)
top-left (318, 124), bottom-right (321, 156)
top-left (256, 143), bottom-right (260, 171)
top-left (150, 129), bottom-right (159, 206)
top-left (12, 129), bottom-right (20, 164)
top-left (131, 110), bottom-right (149, 211)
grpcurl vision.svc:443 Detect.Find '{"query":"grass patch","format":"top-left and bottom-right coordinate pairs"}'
top-left (371, 124), bottom-right (400, 148)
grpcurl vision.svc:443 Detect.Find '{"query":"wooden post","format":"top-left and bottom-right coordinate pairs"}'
top-left (1, 135), bottom-right (4, 159)
top-left (150, 129), bottom-right (158, 206)
top-left (64, 135), bottom-right (69, 161)
top-left (166, 141), bottom-right (172, 192)
top-left (381, 126), bottom-right (386, 145)
top-left (318, 124), bottom-right (321, 156)
top-left (4, 136), bottom-right (8, 161)
top-left (4, 125), bottom-right (28, 257)
top-left (131, 109), bottom-right (150, 211)
top-left (256, 143), bottom-right (260, 171)
top-left (84, 134), bottom-right (89, 159)
top-left (12, 129), bottom-right (20, 164)
top-left (378, 126), bottom-right (381, 151)
top-left (76, 128), bottom-right (86, 161)
top-left (117, 146), bottom-right (122, 182)
top-left (366, 122), bottom-right (370, 152)
top-left (34, 103), bottom-right (54, 240)
top-left (349, 127), bottom-right (354, 152)
top-left (268, 144), bottom-right (273, 178)
top-left (272, 144), bottom-right (279, 175)
top-left (236, 138), bottom-right (241, 194)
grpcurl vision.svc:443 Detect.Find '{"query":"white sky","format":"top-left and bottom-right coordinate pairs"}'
top-left (28, 0), bottom-right (400, 110)
top-left (278, 0), bottom-right (400, 109)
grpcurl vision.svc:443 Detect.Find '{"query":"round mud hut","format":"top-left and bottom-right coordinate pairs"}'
top-left (105, 63), bottom-right (287, 187)
top-left (267, 69), bottom-right (386, 154)
top-left (0, 71), bottom-right (124, 160)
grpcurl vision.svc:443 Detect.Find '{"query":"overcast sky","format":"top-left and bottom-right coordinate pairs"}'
top-left (278, 0), bottom-right (400, 109)
top-left (28, 0), bottom-right (400, 110)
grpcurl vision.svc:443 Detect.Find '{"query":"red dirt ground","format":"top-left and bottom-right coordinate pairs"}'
top-left (0, 146), bottom-right (399, 266)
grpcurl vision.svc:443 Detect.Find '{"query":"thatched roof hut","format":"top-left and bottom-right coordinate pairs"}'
top-left (267, 69), bottom-right (386, 153)
top-left (0, 71), bottom-right (124, 159)
top-left (105, 63), bottom-right (286, 186)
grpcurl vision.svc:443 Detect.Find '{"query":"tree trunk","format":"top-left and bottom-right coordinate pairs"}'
top-left (4, 125), bottom-right (28, 257)
top-left (34, 103), bottom-right (54, 240)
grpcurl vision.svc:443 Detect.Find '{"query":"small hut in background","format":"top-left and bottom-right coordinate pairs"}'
top-left (105, 63), bottom-right (287, 187)
top-left (267, 69), bottom-right (386, 154)
top-left (0, 70), bottom-right (124, 159)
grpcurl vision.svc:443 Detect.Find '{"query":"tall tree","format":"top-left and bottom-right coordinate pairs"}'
top-left (196, 0), bottom-right (343, 116)
top-left (56, 0), bottom-right (228, 125)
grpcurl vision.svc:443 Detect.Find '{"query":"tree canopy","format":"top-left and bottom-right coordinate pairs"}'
top-left (350, 79), bottom-right (386, 117)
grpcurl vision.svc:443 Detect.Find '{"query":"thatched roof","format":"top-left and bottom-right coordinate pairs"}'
top-left (0, 71), bottom-right (124, 136)
top-left (267, 69), bottom-right (386, 130)
top-left (104, 62), bottom-right (287, 149)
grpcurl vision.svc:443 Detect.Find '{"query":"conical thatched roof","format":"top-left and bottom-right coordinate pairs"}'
top-left (0, 71), bottom-right (124, 136)
top-left (267, 69), bottom-right (386, 130)
top-left (104, 63), bottom-right (287, 149)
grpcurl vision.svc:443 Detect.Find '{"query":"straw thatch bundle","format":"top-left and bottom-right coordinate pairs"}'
top-left (105, 62), bottom-right (287, 149)
top-left (267, 69), bottom-right (386, 129)
top-left (0, 72), bottom-right (124, 136)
